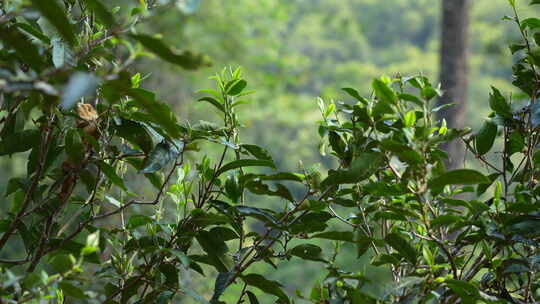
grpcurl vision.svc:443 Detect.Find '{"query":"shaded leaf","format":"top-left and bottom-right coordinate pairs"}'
top-left (141, 140), bottom-right (181, 173)
top-left (0, 129), bottom-right (40, 156)
top-left (130, 34), bottom-right (211, 69)
top-left (241, 274), bottom-right (289, 304)
top-left (321, 152), bottom-right (384, 188)
top-left (97, 161), bottom-right (128, 191)
top-left (86, 0), bottom-right (115, 28)
top-left (312, 231), bottom-right (355, 242)
top-left (475, 120), bottom-right (497, 155)
top-left (114, 118), bottom-right (154, 153)
top-left (288, 244), bottom-right (327, 263)
top-left (385, 232), bottom-right (417, 264)
top-left (429, 169), bottom-right (489, 190)
top-left (216, 159), bottom-right (275, 176)
top-left (30, 0), bottom-right (77, 45)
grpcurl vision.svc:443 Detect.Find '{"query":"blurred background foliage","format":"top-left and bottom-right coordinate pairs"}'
top-left (1, 0), bottom-right (537, 301)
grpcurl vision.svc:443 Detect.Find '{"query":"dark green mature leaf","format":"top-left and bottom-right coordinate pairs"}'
top-left (211, 272), bottom-right (235, 303)
top-left (216, 159), bottom-right (275, 176)
top-left (475, 120), bottom-right (497, 155)
top-left (127, 215), bottom-right (152, 229)
top-left (130, 34), bottom-right (211, 69)
top-left (196, 230), bottom-right (231, 272)
top-left (0, 26), bottom-right (45, 71)
top-left (15, 22), bottom-right (50, 43)
top-left (246, 291), bottom-right (260, 304)
top-left (489, 87), bottom-right (512, 118)
top-left (241, 144), bottom-right (274, 161)
top-left (241, 274), bottom-right (290, 304)
top-left (0, 129), bottom-right (40, 156)
top-left (198, 97), bottom-right (225, 113)
top-left (58, 282), bottom-right (87, 299)
top-left (97, 161), bottom-right (127, 191)
top-left (428, 169), bottom-right (489, 190)
top-left (226, 79), bottom-right (247, 96)
top-left (235, 206), bottom-right (279, 225)
top-left (141, 140), bottom-right (181, 173)
top-left (312, 231), bottom-right (355, 242)
top-left (65, 129), bottom-right (85, 163)
top-left (196, 230), bottom-right (228, 257)
top-left (445, 279), bottom-right (479, 300)
top-left (321, 152), bottom-right (384, 188)
top-left (245, 180), bottom-right (294, 202)
top-left (372, 78), bottom-right (397, 104)
top-left (342, 87), bottom-right (368, 104)
top-left (380, 140), bottom-right (422, 165)
top-left (30, 0), bottom-right (77, 45)
top-left (61, 72), bottom-right (98, 110)
top-left (86, 0), bottom-right (115, 28)
top-left (521, 17), bottom-right (540, 30)
top-left (288, 244), bottom-right (327, 262)
top-left (385, 233), bottom-right (417, 264)
top-left (431, 215), bottom-right (462, 229)
top-left (128, 88), bottom-right (182, 138)
top-left (260, 172), bottom-right (305, 182)
top-left (114, 119), bottom-right (153, 153)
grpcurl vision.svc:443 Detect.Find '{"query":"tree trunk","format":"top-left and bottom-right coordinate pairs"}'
top-left (438, 0), bottom-right (470, 168)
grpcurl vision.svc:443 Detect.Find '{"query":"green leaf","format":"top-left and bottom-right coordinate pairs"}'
top-left (235, 206), bottom-right (279, 225)
top-left (198, 97), bottom-right (225, 113)
top-left (342, 87), bottom-right (368, 104)
top-left (321, 152), bottom-right (384, 188)
top-left (141, 140), bottom-right (181, 173)
top-left (196, 230), bottom-right (231, 272)
top-left (403, 111), bottom-right (416, 127)
top-left (97, 161), bottom-right (128, 191)
top-left (86, 0), bottom-right (116, 28)
top-left (0, 129), bottom-right (40, 156)
top-left (431, 215), bottom-right (462, 229)
top-left (241, 274), bottom-right (290, 304)
top-left (58, 282), bottom-right (87, 299)
top-left (380, 140), bottom-right (423, 165)
top-left (61, 72), bottom-right (98, 110)
top-left (385, 232), bottom-right (417, 264)
top-left (246, 291), bottom-right (260, 304)
top-left (130, 34), bottom-right (211, 69)
top-left (428, 169), bottom-right (490, 190)
top-left (216, 159), bottom-right (275, 176)
top-left (260, 172), bottom-right (305, 182)
top-left (65, 129), bottom-right (85, 163)
top-left (114, 118), bottom-right (154, 153)
top-left (312, 231), bottom-right (355, 243)
top-left (211, 272), bottom-right (235, 303)
top-left (0, 26), bottom-right (45, 71)
top-left (522, 18), bottom-right (540, 30)
top-left (288, 244), bottom-right (327, 263)
top-left (15, 22), bottom-right (50, 43)
top-left (226, 79), bottom-right (247, 96)
top-left (241, 144), bottom-right (274, 161)
top-left (127, 215), bottom-right (152, 229)
top-left (475, 120), bottom-right (497, 155)
top-left (30, 0), bottom-right (77, 45)
top-left (372, 78), bottom-right (397, 105)
top-left (489, 87), bottom-right (512, 118)
top-left (127, 88), bottom-right (182, 138)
